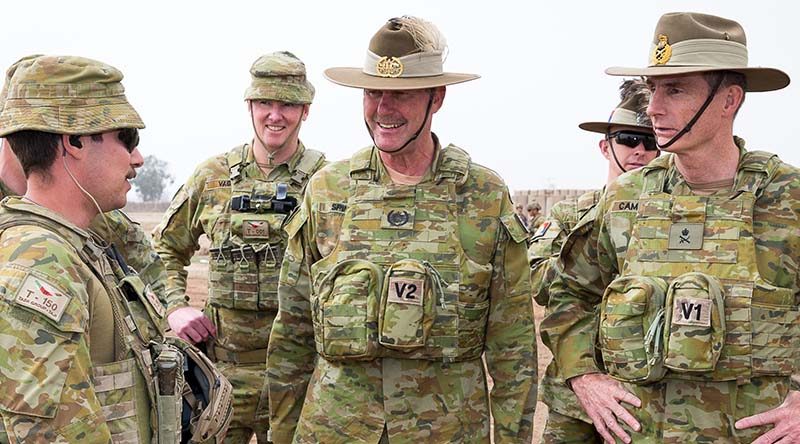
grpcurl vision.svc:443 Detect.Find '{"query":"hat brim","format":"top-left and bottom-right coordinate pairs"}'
top-left (579, 122), bottom-right (653, 134)
top-left (0, 102), bottom-right (145, 137)
top-left (324, 67), bottom-right (479, 90)
top-left (605, 65), bottom-right (790, 92)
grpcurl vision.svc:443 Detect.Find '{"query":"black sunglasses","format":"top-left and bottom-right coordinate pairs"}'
top-left (607, 131), bottom-right (658, 151)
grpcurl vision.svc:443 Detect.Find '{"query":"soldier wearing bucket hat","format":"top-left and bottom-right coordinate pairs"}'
top-left (531, 79), bottom-right (658, 443)
top-left (153, 51), bottom-right (325, 444)
top-left (0, 55), bottom-right (234, 444)
top-left (541, 12), bottom-right (800, 443)
top-left (267, 16), bottom-right (537, 444)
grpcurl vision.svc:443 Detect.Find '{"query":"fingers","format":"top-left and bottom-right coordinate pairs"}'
top-left (600, 408), bottom-right (632, 443)
top-left (617, 390), bottom-right (642, 408)
top-left (736, 411), bottom-right (774, 430)
top-left (611, 401), bottom-right (641, 433)
top-left (198, 314), bottom-right (217, 337)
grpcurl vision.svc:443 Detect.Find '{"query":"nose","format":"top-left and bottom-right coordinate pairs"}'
top-left (647, 87), bottom-right (664, 119)
top-left (130, 146), bottom-right (144, 168)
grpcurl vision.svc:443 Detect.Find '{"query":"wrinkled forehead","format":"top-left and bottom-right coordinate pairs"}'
top-left (645, 72), bottom-right (708, 88)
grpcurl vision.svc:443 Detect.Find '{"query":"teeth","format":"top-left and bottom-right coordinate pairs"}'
top-left (378, 123), bottom-right (402, 129)
top-left (266, 125), bottom-right (284, 131)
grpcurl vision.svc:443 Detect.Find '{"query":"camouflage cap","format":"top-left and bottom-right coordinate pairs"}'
top-left (0, 54), bottom-right (43, 114)
top-left (0, 55), bottom-right (144, 137)
top-left (244, 51), bottom-right (314, 104)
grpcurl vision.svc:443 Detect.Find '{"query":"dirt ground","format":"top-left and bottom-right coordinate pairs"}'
top-left (132, 212), bottom-right (552, 443)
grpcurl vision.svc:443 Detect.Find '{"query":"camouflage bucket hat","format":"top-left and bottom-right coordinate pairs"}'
top-left (325, 16), bottom-right (480, 90)
top-left (244, 51), bottom-right (315, 104)
top-left (580, 80), bottom-right (653, 134)
top-left (606, 12), bottom-right (790, 92)
top-left (0, 55), bottom-right (144, 137)
top-left (0, 54), bottom-right (43, 114)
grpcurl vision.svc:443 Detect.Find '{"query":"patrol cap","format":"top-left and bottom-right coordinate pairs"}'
top-left (325, 15), bottom-right (480, 90)
top-left (0, 55), bottom-right (144, 137)
top-left (580, 79), bottom-right (653, 134)
top-left (606, 12), bottom-right (790, 92)
top-left (244, 51), bottom-right (315, 104)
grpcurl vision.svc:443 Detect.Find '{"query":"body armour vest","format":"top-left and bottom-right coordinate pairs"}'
top-left (0, 207), bottom-right (232, 444)
top-left (598, 151), bottom-right (800, 384)
top-left (306, 146), bottom-right (511, 363)
top-left (207, 144), bottom-right (325, 313)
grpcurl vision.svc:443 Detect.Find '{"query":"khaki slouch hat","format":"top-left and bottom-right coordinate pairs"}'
top-left (580, 80), bottom-right (653, 134)
top-left (325, 15), bottom-right (479, 90)
top-left (244, 51), bottom-right (315, 104)
top-left (606, 12), bottom-right (790, 92)
top-left (0, 55), bottom-right (144, 137)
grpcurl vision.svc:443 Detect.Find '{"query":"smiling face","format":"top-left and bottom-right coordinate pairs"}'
top-left (363, 87), bottom-right (444, 153)
top-left (250, 99), bottom-right (308, 154)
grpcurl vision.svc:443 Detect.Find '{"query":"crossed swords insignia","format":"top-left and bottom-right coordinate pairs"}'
top-left (679, 227), bottom-right (691, 244)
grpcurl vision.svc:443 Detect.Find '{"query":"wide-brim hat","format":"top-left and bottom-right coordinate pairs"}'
top-left (606, 12), bottom-right (790, 92)
top-left (325, 16), bottom-right (480, 90)
top-left (0, 55), bottom-right (144, 137)
top-left (244, 51), bottom-right (315, 104)
top-left (580, 81), bottom-right (653, 134)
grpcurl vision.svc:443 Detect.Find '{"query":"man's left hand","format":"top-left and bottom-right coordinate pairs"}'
top-left (735, 390), bottom-right (800, 443)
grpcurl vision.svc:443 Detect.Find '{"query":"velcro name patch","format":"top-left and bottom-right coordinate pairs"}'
top-left (243, 220), bottom-right (270, 239)
top-left (15, 275), bottom-right (71, 323)
top-left (673, 297), bottom-right (711, 327)
top-left (387, 277), bottom-right (424, 306)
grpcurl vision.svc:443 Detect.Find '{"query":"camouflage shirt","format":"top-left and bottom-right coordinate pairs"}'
top-left (267, 139), bottom-right (537, 444)
top-left (541, 140), bottom-right (800, 383)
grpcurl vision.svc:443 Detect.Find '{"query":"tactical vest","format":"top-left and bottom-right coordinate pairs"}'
top-left (307, 146), bottom-right (507, 363)
top-left (0, 210), bottom-right (232, 443)
top-left (530, 189), bottom-right (601, 260)
top-left (207, 144), bottom-right (325, 313)
top-left (598, 151), bottom-right (800, 384)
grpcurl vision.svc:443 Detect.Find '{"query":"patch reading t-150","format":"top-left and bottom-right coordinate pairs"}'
top-left (15, 274), bottom-right (71, 323)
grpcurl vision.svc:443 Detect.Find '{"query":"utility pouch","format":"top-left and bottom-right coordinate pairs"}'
top-left (313, 259), bottom-right (384, 360)
top-left (154, 345), bottom-right (185, 444)
top-left (662, 272), bottom-right (726, 373)
top-left (599, 275), bottom-right (668, 384)
top-left (378, 259), bottom-right (439, 350)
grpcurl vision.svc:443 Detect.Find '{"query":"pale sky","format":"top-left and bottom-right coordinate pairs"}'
top-left (1, 1), bottom-right (797, 196)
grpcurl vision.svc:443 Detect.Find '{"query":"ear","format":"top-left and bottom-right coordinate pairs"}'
top-left (60, 134), bottom-right (87, 159)
top-left (599, 139), bottom-right (611, 160)
top-left (431, 86), bottom-right (446, 113)
top-left (722, 84), bottom-right (744, 117)
top-left (302, 104), bottom-right (310, 121)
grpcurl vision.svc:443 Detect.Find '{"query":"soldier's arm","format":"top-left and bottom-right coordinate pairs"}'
top-left (266, 200), bottom-right (317, 444)
top-left (152, 183), bottom-right (205, 315)
top-left (485, 198), bottom-right (538, 444)
top-left (540, 202), bottom-right (611, 381)
top-left (0, 265), bottom-right (112, 443)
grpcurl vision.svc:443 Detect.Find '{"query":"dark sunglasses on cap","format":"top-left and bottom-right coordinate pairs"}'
top-left (607, 131), bottom-right (658, 151)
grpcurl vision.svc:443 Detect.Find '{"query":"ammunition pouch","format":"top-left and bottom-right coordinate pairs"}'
top-left (378, 259), bottom-right (440, 351)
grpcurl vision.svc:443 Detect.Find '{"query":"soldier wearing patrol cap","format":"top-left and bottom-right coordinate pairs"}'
top-left (530, 79), bottom-right (659, 443)
top-left (153, 51), bottom-right (325, 443)
top-left (266, 16), bottom-right (537, 444)
top-left (0, 55), bottom-right (234, 443)
top-left (541, 12), bottom-right (800, 443)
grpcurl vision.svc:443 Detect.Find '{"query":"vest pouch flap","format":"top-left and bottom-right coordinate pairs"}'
top-left (663, 272), bottom-right (726, 373)
top-left (599, 275), bottom-right (668, 384)
top-left (379, 259), bottom-right (437, 351)
top-left (751, 278), bottom-right (800, 376)
top-left (313, 259), bottom-right (383, 360)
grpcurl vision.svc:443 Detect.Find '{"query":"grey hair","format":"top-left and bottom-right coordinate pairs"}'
top-left (398, 16), bottom-right (448, 53)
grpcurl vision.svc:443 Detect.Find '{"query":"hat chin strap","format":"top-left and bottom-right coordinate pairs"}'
top-left (655, 74), bottom-right (725, 150)
top-left (606, 136), bottom-right (629, 173)
top-left (365, 91), bottom-right (434, 154)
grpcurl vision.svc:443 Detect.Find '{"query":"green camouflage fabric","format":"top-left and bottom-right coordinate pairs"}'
top-left (0, 55), bottom-right (144, 137)
top-left (0, 198), bottom-right (165, 443)
top-left (0, 55), bottom-right (43, 113)
top-left (267, 138), bottom-right (537, 444)
top-left (528, 191), bottom-right (601, 443)
top-left (153, 142), bottom-right (325, 443)
top-left (244, 51), bottom-right (315, 104)
top-left (541, 138), bottom-right (800, 442)
top-left (527, 213), bottom-right (544, 234)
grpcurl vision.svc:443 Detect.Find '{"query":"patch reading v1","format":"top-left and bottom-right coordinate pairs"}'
top-left (15, 274), bottom-right (71, 323)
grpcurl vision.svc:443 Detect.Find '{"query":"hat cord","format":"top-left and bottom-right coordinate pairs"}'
top-left (655, 73), bottom-right (725, 150)
top-left (364, 91), bottom-right (435, 155)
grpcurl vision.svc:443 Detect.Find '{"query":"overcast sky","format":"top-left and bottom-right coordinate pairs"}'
top-left (1, 1), bottom-right (797, 196)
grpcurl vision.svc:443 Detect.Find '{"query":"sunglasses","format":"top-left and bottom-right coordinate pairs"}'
top-left (607, 131), bottom-right (658, 151)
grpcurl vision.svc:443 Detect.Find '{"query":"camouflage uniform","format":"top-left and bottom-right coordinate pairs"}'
top-left (528, 191), bottom-right (601, 444)
top-left (153, 51), bottom-right (324, 444)
top-left (0, 56), bottom-right (180, 444)
top-left (542, 140), bottom-right (800, 443)
top-left (267, 141), bottom-right (537, 443)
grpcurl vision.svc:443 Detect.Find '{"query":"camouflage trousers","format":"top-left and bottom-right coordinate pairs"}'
top-left (539, 369), bottom-right (597, 444)
top-left (215, 361), bottom-right (270, 444)
top-left (614, 375), bottom-right (789, 443)
top-left (542, 411), bottom-right (601, 444)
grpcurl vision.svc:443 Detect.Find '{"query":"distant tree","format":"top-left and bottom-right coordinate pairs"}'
top-left (132, 155), bottom-right (174, 202)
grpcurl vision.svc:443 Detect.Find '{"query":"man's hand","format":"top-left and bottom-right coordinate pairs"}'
top-left (736, 390), bottom-right (800, 444)
top-left (569, 373), bottom-right (641, 444)
top-left (167, 306), bottom-right (216, 343)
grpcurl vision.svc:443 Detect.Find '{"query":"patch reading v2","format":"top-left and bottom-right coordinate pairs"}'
top-left (15, 274), bottom-right (71, 323)
top-left (387, 277), bottom-right (424, 306)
